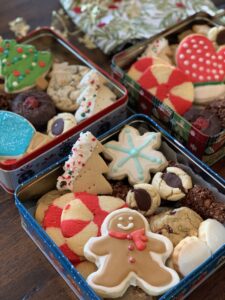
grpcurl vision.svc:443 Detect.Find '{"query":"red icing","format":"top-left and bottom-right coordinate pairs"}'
top-left (73, 6), bottom-right (82, 13)
top-left (128, 244), bottom-right (134, 251)
top-left (17, 47), bottom-right (23, 53)
top-left (138, 65), bottom-right (193, 115)
top-left (13, 70), bottom-right (20, 77)
top-left (176, 2), bottom-right (185, 8)
top-left (0, 47), bottom-right (4, 53)
top-left (176, 34), bottom-right (225, 83)
top-left (59, 244), bottom-right (81, 263)
top-left (109, 228), bottom-right (148, 251)
top-left (38, 61), bottom-right (46, 68)
top-left (43, 205), bottom-right (62, 228)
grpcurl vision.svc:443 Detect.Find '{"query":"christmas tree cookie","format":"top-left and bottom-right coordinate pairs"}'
top-left (0, 39), bottom-right (52, 93)
top-left (57, 131), bottom-right (112, 195)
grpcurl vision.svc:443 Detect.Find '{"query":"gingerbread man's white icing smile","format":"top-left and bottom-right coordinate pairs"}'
top-left (117, 216), bottom-right (134, 231)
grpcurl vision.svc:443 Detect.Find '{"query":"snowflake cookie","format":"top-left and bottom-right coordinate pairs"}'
top-left (103, 126), bottom-right (168, 185)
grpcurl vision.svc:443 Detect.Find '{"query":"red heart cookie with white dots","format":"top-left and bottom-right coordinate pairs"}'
top-left (176, 34), bottom-right (225, 83)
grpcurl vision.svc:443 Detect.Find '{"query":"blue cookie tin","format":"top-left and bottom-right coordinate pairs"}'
top-left (15, 114), bottom-right (225, 300)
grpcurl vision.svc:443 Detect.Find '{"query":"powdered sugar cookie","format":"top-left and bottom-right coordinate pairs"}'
top-left (176, 34), bottom-right (225, 83)
top-left (126, 183), bottom-right (160, 216)
top-left (84, 208), bottom-right (179, 297)
top-left (42, 193), bottom-right (83, 263)
top-left (198, 219), bottom-right (225, 254)
top-left (57, 131), bottom-right (112, 195)
top-left (47, 113), bottom-right (77, 138)
top-left (151, 167), bottom-right (192, 201)
top-left (172, 236), bottom-right (211, 277)
top-left (138, 64), bottom-right (194, 115)
top-left (103, 125), bottom-right (168, 185)
top-left (194, 83), bottom-right (225, 105)
top-left (128, 56), bottom-right (170, 81)
top-left (61, 192), bottom-right (126, 257)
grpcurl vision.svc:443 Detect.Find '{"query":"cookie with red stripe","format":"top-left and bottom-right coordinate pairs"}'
top-left (42, 193), bottom-right (83, 263)
top-left (61, 192), bottom-right (126, 257)
top-left (176, 34), bottom-right (225, 83)
top-left (138, 64), bottom-right (194, 115)
top-left (128, 56), bottom-right (169, 81)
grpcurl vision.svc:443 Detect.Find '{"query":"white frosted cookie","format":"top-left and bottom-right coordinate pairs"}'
top-left (198, 219), bottom-right (225, 253)
top-left (103, 126), bottom-right (168, 185)
top-left (152, 167), bottom-right (192, 201)
top-left (126, 183), bottom-right (160, 216)
top-left (172, 236), bottom-right (211, 277)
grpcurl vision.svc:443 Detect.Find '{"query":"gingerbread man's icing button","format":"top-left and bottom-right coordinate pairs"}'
top-left (84, 208), bottom-right (180, 298)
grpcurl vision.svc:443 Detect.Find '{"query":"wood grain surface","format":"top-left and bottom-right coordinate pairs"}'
top-left (0, 1), bottom-right (225, 300)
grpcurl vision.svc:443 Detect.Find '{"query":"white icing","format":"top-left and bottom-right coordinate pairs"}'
top-left (57, 131), bottom-right (97, 190)
top-left (186, 49), bottom-right (192, 54)
top-left (191, 55), bottom-right (196, 60)
top-left (128, 216), bottom-right (133, 221)
top-left (117, 222), bottom-right (134, 230)
top-left (118, 217), bottom-right (123, 221)
top-left (184, 60), bottom-right (189, 66)
top-left (192, 64), bottom-right (197, 69)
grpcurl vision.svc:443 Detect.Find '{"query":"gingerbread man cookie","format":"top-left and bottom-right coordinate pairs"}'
top-left (103, 126), bottom-right (168, 185)
top-left (84, 208), bottom-right (179, 298)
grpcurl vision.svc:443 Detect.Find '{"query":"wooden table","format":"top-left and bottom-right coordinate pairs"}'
top-left (0, 1), bottom-right (225, 299)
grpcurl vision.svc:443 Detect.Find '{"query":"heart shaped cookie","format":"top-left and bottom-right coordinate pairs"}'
top-left (176, 34), bottom-right (225, 83)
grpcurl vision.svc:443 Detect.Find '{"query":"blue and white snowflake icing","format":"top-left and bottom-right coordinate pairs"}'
top-left (0, 111), bottom-right (35, 158)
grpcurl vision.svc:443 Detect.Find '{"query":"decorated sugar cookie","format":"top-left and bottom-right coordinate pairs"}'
top-left (127, 56), bottom-right (169, 81)
top-left (84, 208), bottom-right (180, 297)
top-left (0, 39), bottom-right (52, 93)
top-left (57, 131), bottom-right (112, 195)
top-left (0, 111), bottom-right (35, 159)
top-left (138, 64), bottom-right (194, 115)
top-left (176, 34), bottom-right (225, 83)
top-left (42, 193), bottom-right (83, 263)
top-left (103, 126), bottom-right (168, 185)
top-left (60, 192), bottom-right (126, 257)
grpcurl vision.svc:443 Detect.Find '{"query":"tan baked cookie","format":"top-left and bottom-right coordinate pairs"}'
top-left (47, 113), bottom-right (77, 138)
top-left (35, 190), bottom-right (65, 224)
top-left (47, 62), bottom-right (90, 111)
top-left (74, 261), bottom-right (97, 279)
top-left (192, 24), bottom-right (211, 36)
top-left (172, 236), bottom-right (211, 277)
top-left (152, 167), bottom-right (192, 201)
top-left (103, 125), bottom-right (168, 185)
top-left (149, 207), bottom-right (203, 246)
top-left (26, 132), bottom-right (53, 154)
top-left (57, 131), bottom-right (112, 195)
top-left (126, 183), bottom-right (160, 216)
top-left (84, 208), bottom-right (179, 297)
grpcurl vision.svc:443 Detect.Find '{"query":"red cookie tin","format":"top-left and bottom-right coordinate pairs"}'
top-left (111, 11), bottom-right (225, 165)
top-left (0, 27), bottom-right (128, 193)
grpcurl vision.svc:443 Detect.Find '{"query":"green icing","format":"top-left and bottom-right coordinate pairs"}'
top-left (0, 39), bottom-right (52, 92)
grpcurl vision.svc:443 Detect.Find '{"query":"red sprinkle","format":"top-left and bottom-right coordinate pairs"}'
top-left (176, 2), bottom-right (185, 8)
top-left (73, 6), bottom-right (82, 13)
top-left (38, 61), bottom-right (46, 68)
top-left (13, 70), bottom-right (20, 77)
top-left (92, 138), bottom-right (96, 141)
top-left (129, 257), bottom-right (136, 264)
top-left (128, 244), bottom-right (134, 251)
top-left (108, 4), bottom-right (118, 9)
top-left (65, 204), bottom-right (71, 210)
top-left (97, 22), bottom-right (106, 28)
top-left (17, 47), bottom-right (23, 53)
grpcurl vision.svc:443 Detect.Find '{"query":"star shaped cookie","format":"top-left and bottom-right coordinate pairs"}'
top-left (103, 126), bottom-right (168, 185)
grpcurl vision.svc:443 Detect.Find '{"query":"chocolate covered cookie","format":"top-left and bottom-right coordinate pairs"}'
top-left (11, 89), bottom-right (56, 130)
top-left (181, 185), bottom-right (225, 223)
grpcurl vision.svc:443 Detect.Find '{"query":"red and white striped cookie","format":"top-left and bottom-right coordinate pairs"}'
top-left (42, 193), bottom-right (83, 263)
top-left (128, 56), bottom-right (169, 81)
top-left (61, 192), bottom-right (126, 257)
top-left (176, 34), bottom-right (225, 83)
top-left (138, 64), bottom-right (194, 115)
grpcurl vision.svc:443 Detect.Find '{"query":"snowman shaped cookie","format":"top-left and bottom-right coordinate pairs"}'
top-left (84, 208), bottom-right (179, 298)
